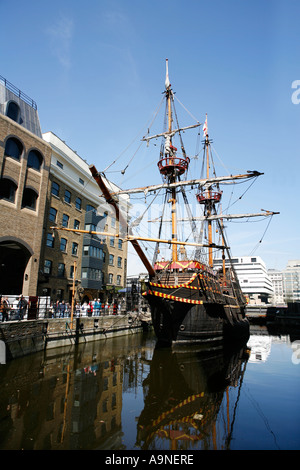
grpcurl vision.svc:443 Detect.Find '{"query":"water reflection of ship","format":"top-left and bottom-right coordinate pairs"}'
top-left (136, 344), bottom-right (250, 450)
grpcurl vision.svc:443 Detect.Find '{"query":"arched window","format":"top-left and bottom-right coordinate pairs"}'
top-left (4, 137), bottom-right (23, 161)
top-left (22, 187), bottom-right (38, 210)
top-left (27, 149), bottom-right (43, 171)
top-left (6, 101), bottom-right (20, 122)
top-left (0, 178), bottom-right (18, 203)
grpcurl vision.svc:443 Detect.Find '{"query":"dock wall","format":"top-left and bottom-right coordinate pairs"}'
top-left (0, 315), bottom-right (147, 361)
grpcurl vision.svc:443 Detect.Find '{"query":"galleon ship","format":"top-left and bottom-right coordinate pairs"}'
top-left (87, 60), bottom-right (279, 347)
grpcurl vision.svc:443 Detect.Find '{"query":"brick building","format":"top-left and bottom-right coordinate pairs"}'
top-left (0, 76), bottom-right (51, 296)
top-left (0, 75), bottom-right (128, 303)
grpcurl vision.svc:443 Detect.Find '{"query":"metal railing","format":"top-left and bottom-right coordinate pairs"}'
top-left (0, 75), bottom-right (37, 110)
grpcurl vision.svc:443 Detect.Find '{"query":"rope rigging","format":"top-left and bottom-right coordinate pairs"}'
top-left (249, 215), bottom-right (274, 255)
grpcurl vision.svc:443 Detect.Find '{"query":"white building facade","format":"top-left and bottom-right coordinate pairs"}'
top-left (39, 131), bottom-right (130, 303)
top-left (282, 260), bottom-right (300, 303)
top-left (268, 269), bottom-right (285, 305)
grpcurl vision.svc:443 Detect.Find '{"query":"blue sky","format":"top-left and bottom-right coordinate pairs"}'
top-left (1, 0), bottom-right (299, 274)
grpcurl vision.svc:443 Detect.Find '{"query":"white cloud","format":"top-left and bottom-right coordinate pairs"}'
top-left (46, 16), bottom-right (74, 70)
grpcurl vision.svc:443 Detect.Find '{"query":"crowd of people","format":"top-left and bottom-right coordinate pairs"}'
top-left (0, 295), bottom-right (28, 321)
top-left (48, 298), bottom-right (122, 318)
top-left (0, 295), bottom-right (123, 321)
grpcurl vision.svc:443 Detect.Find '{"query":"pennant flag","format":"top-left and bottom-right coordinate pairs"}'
top-left (203, 114), bottom-right (208, 137)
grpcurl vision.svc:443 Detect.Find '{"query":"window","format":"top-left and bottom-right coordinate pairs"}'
top-left (83, 245), bottom-right (104, 259)
top-left (89, 268), bottom-right (102, 280)
top-left (85, 223), bottom-right (96, 232)
top-left (49, 207), bottom-right (57, 222)
top-left (60, 238), bottom-right (67, 252)
top-left (81, 267), bottom-right (102, 280)
top-left (62, 214), bottom-right (69, 227)
top-left (56, 289), bottom-right (64, 299)
top-left (51, 182), bottom-right (60, 197)
top-left (70, 265), bottom-right (75, 278)
top-left (118, 239), bottom-right (123, 250)
top-left (86, 204), bottom-right (96, 214)
top-left (110, 237), bottom-right (114, 247)
top-left (46, 233), bottom-right (54, 248)
top-left (117, 275), bottom-right (121, 286)
top-left (112, 393), bottom-right (117, 409)
top-left (109, 254), bottom-right (114, 265)
top-left (44, 260), bottom-right (52, 275)
top-left (117, 257), bottom-right (122, 268)
top-left (27, 149), bottom-right (43, 171)
top-left (64, 190), bottom-right (71, 204)
top-left (6, 101), bottom-right (20, 122)
top-left (22, 188), bottom-right (38, 210)
top-left (74, 219), bottom-right (80, 230)
top-left (0, 178), bottom-right (17, 203)
top-left (58, 263), bottom-right (65, 277)
top-left (56, 160), bottom-right (63, 169)
top-left (111, 217), bottom-right (116, 228)
top-left (4, 137), bottom-right (23, 160)
top-left (75, 197), bottom-right (82, 210)
top-left (81, 268), bottom-right (88, 279)
top-left (72, 242), bottom-right (78, 256)
top-left (79, 178), bottom-right (84, 185)
top-left (108, 273), bottom-right (113, 284)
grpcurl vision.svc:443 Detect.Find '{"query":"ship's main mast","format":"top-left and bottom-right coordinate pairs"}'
top-left (166, 60), bottom-right (178, 263)
top-left (158, 59), bottom-right (191, 264)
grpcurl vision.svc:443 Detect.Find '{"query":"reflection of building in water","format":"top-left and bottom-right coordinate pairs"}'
top-left (0, 344), bottom-right (124, 450)
top-left (247, 335), bottom-right (272, 363)
top-left (71, 358), bottom-right (123, 449)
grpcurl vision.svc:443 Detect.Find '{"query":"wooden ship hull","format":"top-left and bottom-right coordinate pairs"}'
top-left (144, 261), bottom-right (249, 346)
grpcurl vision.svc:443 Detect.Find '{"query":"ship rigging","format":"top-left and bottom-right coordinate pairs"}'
top-left (52, 59), bottom-right (279, 347)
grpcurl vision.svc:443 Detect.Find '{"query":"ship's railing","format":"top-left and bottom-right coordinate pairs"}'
top-left (0, 75), bottom-right (37, 110)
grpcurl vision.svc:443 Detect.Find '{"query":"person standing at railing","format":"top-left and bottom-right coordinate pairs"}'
top-left (17, 295), bottom-right (28, 321)
top-left (58, 300), bottom-right (66, 318)
top-left (0, 296), bottom-right (10, 322)
top-left (94, 298), bottom-right (101, 316)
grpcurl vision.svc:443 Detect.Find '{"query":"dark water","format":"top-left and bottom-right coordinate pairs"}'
top-left (0, 325), bottom-right (299, 451)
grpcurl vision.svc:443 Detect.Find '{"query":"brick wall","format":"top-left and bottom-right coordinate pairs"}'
top-left (0, 114), bottom-right (52, 296)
